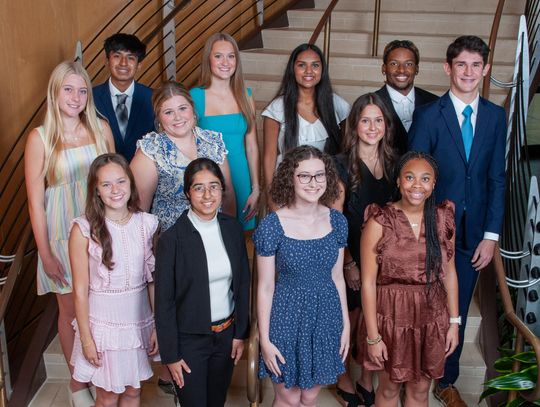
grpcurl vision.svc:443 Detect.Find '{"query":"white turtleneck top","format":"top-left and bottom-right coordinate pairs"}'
top-left (187, 208), bottom-right (234, 322)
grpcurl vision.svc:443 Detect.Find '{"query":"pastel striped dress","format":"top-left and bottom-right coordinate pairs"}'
top-left (37, 127), bottom-right (98, 295)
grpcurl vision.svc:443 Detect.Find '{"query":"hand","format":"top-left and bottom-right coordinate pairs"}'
top-left (260, 340), bottom-right (285, 376)
top-left (231, 339), bottom-right (244, 365)
top-left (41, 253), bottom-right (68, 287)
top-left (82, 339), bottom-right (102, 367)
top-left (471, 239), bottom-right (497, 271)
top-left (367, 340), bottom-right (388, 367)
top-left (242, 189), bottom-right (260, 221)
top-left (445, 324), bottom-right (459, 357)
top-left (147, 329), bottom-right (159, 356)
top-left (339, 325), bottom-right (350, 362)
top-left (344, 263), bottom-right (361, 291)
top-left (167, 360), bottom-right (191, 388)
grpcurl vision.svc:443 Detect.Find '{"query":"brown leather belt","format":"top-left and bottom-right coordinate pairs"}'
top-left (211, 315), bottom-right (234, 333)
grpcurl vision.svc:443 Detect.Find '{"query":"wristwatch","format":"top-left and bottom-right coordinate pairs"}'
top-left (449, 316), bottom-right (462, 325)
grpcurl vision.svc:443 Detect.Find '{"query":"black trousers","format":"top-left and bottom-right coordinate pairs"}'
top-left (172, 325), bottom-right (234, 407)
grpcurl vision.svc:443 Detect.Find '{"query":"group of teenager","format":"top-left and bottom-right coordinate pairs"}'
top-left (23, 28), bottom-right (505, 407)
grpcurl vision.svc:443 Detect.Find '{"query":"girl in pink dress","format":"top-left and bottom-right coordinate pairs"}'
top-left (69, 153), bottom-right (159, 405)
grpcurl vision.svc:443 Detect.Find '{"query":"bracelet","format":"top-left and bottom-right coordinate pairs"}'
top-left (366, 334), bottom-right (382, 345)
top-left (344, 260), bottom-right (357, 271)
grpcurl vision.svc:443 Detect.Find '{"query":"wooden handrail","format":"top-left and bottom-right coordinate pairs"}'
top-left (482, 0), bottom-right (506, 99)
top-left (308, 0), bottom-right (339, 45)
top-left (492, 245), bottom-right (540, 401)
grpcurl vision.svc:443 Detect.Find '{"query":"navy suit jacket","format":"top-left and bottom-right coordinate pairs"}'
top-left (93, 81), bottom-right (154, 161)
top-left (408, 92), bottom-right (506, 250)
top-left (376, 85), bottom-right (438, 156)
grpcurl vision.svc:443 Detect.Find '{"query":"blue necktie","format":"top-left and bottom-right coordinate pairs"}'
top-left (461, 105), bottom-right (473, 161)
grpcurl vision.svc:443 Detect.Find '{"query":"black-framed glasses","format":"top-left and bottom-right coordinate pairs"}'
top-left (190, 183), bottom-right (223, 196)
top-left (296, 173), bottom-right (326, 184)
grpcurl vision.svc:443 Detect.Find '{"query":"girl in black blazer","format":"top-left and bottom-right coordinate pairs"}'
top-left (154, 158), bottom-right (250, 407)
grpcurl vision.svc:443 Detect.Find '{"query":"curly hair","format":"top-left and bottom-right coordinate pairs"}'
top-left (270, 145), bottom-right (340, 208)
top-left (395, 151), bottom-right (441, 288)
top-left (86, 153), bottom-right (140, 270)
top-left (342, 93), bottom-right (397, 192)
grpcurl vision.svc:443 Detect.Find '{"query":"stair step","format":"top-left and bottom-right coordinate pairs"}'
top-left (455, 342), bottom-right (488, 394)
top-left (261, 28), bottom-right (518, 64)
top-left (313, 0), bottom-right (526, 14)
top-left (288, 9), bottom-right (521, 38)
top-left (241, 48), bottom-right (514, 86)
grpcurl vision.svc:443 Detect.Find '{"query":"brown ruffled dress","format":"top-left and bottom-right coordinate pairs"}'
top-left (356, 200), bottom-right (455, 383)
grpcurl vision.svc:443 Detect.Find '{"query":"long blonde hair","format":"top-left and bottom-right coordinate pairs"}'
top-left (42, 61), bottom-right (109, 184)
top-left (199, 32), bottom-right (255, 132)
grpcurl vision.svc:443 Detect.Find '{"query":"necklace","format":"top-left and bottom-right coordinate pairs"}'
top-left (106, 212), bottom-right (132, 225)
top-left (410, 223), bottom-right (419, 227)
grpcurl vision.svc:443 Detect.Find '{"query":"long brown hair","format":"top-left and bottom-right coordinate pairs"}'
top-left (198, 32), bottom-right (255, 132)
top-left (43, 61), bottom-right (109, 184)
top-left (342, 93), bottom-right (397, 192)
top-left (85, 153), bottom-right (140, 270)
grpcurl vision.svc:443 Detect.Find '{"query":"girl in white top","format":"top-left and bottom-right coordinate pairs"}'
top-left (262, 43), bottom-right (350, 209)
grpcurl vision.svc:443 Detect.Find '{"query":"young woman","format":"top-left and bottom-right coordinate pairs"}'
top-left (154, 158), bottom-right (250, 407)
top-left (130, 81), bottom-right (235, 231)
top-left (333, 93), bottom-right (397, 407)
top-left (262, 43), bottom-right (350, 206)
top-left (255, 145), bottom-right (349, 407)
top-left (69, 153), bottom-right (159, 406)
top-left (190, 32), bottom-right (260, 230)
top-left (358, 151), bottom-right (459, 406)
top-left (24, 61), bottom-right (113, 406)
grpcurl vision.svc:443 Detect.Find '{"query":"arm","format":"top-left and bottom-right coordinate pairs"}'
top-left (262, 117), bottom-right (280, 211)
top-left (147, 282), bottom-right (158, 356)
top-left (242, 95), bottom-right (261, 221)
top-left (331, 247), bottom-right (350, 362)
top-left (472, 108), bottom-right (507, 270)
top-left (360, 218), bottom-right (387, 364)
top-left (154, 231), bottom-right (192, 387)
top-left (257, 254), bottom-right (285, 376)
top-left (219, 157), bottom-right (237, 217)
top-left (443, 248), bottom-right (460, 357)
top-left (69, 224), bottom-right (101, 366)
top-left (24, 128), bottom-right (68, 287)
top-left (130, 149), bottom-right (158, 212)
top-left (99, 119), bottom-right (115, 152)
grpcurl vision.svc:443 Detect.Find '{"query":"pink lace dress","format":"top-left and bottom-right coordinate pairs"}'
top-left (70, 212), bottom-right (159, 393)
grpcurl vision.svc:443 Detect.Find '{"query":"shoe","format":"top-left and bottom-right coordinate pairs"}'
top-left (336, 387), bottom-right (363, 406)
top-left (69, 388), bottom-right (94, 407)
top-left (433, 383), bottom-right (467, 407)
top-left (158, 378), bottom-right (176, 396)
top-left (356, 382), bottom-right (375, 406)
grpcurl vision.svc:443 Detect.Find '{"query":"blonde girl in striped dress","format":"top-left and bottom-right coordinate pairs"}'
top-left (24, 61), bottom-right (114, 406)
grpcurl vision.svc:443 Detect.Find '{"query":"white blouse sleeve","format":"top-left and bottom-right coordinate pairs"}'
top-left (261, 97), bottom-right (285, 124)
top-left (332, 93), bottom-right (351, 123)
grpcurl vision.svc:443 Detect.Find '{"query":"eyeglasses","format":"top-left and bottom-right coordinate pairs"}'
top-left (296, 173), bottom-right (326, 184)
top-left (190, 183), bottom-right (223, 196)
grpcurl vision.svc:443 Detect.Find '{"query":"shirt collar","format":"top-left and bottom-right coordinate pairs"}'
top-left (386, 84), bottom-right (415, 104)
top-left (448, 90), bottom-right (479, 115)
top-left (109, 78), bottom-right (135, 98)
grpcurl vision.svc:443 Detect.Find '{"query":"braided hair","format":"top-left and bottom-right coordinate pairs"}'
top-left (394, 151), bottom-right (442, 287)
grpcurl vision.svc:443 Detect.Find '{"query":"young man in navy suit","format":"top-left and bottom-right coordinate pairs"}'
top-left (376, 40), bottom-right (438, 155)
top-left (93, 33), bottom-right (154, 161)
top-left (409, 36), bottom-right (506, 406)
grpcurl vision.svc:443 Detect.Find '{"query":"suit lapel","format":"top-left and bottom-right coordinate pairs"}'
top-left (440, 93), bottom-right (467, 164)
top-left (380, 86), bottom-right (407, 137)
top-left (97, 85), bottom-right (123, 148)
top-left (468, 98), bottom-right (488, 169)
top-left (125, 82), bottom-right (143, 143)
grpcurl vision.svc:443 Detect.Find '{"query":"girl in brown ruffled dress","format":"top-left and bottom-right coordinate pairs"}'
top-left (357, 151), bottom-right (459, 406)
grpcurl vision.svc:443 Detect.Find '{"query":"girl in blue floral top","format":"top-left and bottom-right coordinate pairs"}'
top-left (130, 81), bottom-right (236, 231)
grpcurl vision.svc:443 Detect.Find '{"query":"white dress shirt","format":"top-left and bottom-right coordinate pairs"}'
top-left (109, 79), bottom-right (135, 118)
top-left (386, 85), bottom-right (415, 131)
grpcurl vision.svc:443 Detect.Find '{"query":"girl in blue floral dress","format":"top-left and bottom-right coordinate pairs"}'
top-left (255, 145), bottom-right (350, 406)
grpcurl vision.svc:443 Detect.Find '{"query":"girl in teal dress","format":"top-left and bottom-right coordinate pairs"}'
top-left (190, 32), bottom-right (260, 231)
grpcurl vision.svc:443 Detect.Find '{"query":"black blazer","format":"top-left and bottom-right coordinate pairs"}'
top-left (375, 85), bottom-right (438, 156)
top-left (93, 81), bottom-right (155, 161)
top-left (154, 211), bottom-right (251, 364)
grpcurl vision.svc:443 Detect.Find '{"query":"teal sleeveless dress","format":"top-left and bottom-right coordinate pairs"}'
top-left (190, 86), bottom-right (255, 230)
